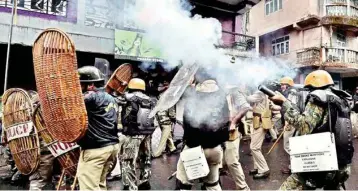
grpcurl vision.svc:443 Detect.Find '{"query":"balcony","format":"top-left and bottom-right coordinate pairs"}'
top-left (296, 47), bottom-right (321, 66)
top-left (296, 47), bottom-right (358, 72)
top-left (217, 31), bottom-right (256, 57)
top-left (321, 0), bottom-right (358, 31)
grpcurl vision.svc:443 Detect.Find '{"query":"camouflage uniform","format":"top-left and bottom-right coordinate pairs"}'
top-left (152, 106), bottom-right (176, 157)
top-left (121, 135), bottom-right (151, 190)
top-left (29, 138), bottom-right (55, 190)
top-left (279, 100), bottom-right (351, 190)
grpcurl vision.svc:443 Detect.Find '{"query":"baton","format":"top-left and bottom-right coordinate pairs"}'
top-left (168, 171), bottom-right (177, 180)
top-left (266, 126), bottom-right (286, 155)
top-left (258, 85), bottom-right (276, 97)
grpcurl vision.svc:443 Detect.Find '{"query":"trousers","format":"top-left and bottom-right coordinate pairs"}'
top-left (152, 123), bottom-right (176, 157)
top-left (121, 135), bottom-right (151, 191)
top-left (176, 145), bottom-right (223, 191)
top-left (223, 138), bottom-right (250, 190)
top-left (250, 127), bottom-right (269, 173)
top-left (77, 144), bottom-right (120, 190)
top-left (29, 153), bottom-right (55, 190)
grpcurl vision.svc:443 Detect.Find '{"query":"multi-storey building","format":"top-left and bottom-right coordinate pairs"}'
top-left (0, 0), bottom-right (257, 94)
top-left (247, 0), bottom-right (358, 92)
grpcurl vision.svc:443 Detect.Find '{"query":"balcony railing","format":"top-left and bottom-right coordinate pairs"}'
top-left (220, 31), bottom-right (256, 51)
top-left (325, 0), bottom-right (358, 18)
top-left (325, 47), bottom-right (358, 63)
top-left (296, 48), bottom-right (320, 65)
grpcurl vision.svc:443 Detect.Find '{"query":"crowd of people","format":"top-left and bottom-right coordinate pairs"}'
top-left (0, 65), bottom-right (357, 191)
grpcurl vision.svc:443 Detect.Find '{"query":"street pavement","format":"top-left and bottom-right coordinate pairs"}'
top-left (1, 139), bottom-right (358, 190)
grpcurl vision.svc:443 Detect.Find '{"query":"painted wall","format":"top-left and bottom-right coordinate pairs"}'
top-left (0, 0), bottom-right (129, 55)
top-left (248, 0), bottom-right (320, 36)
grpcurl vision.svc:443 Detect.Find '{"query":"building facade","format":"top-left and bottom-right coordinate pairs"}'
top-left (247, 0), bottom-right (358, 91)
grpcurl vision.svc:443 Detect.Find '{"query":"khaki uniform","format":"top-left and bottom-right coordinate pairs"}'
top-left (121, 135), bottom-right (151, 190)
top-left (152, 106), bottom-right (176, 157)
top-left (77, 144), bottom-right (120, 190)
top-left (29, 139), bottom-right (55, 191)
top-left (248, 92), bottom-right (271, 174)
top-left (177, 145), bottom-right (223, 191)
top-left (224, 89), bottom-right (250, 190)
top-left (223, 134), bottom-right (249, 190)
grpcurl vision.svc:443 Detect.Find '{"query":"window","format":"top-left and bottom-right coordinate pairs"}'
top-left (265, 0), bottom-right (282, 15)
top-left (335, 30), bottom-right (346, 47)
top-left (272, 35), bottom-right (289, 56)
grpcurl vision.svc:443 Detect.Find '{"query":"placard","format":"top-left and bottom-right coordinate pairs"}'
top-left (180, 146), bottom-right (209, 180)
top-left (48, 142), bottom-right (79, 158)
top-left (289, 132), bottom-right (338, 173)
top-left (6, 122), bottom-right (34, 141)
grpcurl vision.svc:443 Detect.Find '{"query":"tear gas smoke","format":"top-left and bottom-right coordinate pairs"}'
top-left (123, 0), bottom-right (296, 89)
top-left (121, 0), bottom-right (297, 127)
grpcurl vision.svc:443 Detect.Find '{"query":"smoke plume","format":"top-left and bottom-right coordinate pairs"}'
top-left (121, 0), bottom-right (297, 126)
top-left (123, 0), bottom-right (296, 88)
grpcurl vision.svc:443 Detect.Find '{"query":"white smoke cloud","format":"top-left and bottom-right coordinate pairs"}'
top-left (123, 0), bottom-right (296, 88)
top-left (121, 0), bottom-right (297, 127)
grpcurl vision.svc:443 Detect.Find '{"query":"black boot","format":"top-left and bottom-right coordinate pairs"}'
top-left (253, 171), bottom-right (270, 179)
top-left (249, 169), bottom-right (258, 175)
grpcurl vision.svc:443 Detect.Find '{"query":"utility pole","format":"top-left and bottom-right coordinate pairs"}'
top-left (4, 0), bottom-right (18, 92)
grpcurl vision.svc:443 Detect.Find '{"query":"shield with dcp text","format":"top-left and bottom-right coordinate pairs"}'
top-left (2, 88), bottom-right (40, 175)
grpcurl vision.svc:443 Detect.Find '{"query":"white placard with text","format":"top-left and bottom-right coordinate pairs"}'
top-left (6, 122), bottom-right (34, 141)
top-left (180, 146), bottom-right (209, 180)
top-left (48, 142), bottom-right (79, 158)
top-left (290, 132), bottom-right (338, 173)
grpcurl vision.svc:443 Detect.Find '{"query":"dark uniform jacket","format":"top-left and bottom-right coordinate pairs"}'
top-left (78, 88), bottom-right (119, 150)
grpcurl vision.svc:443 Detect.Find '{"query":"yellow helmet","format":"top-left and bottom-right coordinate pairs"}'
top-left (280, 77), bottom-right (294, 86)
top-left (128, 78), bottom-right (146, 91)
top-left (304, 70), bottom-right (334, 88)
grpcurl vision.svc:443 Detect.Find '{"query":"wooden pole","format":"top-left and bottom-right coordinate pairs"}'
top-left (267, 127), bottom-right (286, 155)
top-left (56, 169), bottom-right (65, 191)
top-left (71, 176), bottom-right (78, 191)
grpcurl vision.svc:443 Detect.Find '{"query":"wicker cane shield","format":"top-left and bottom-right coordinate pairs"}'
top-left (2, 88), bottom-right (40, 175)
top-left (106, 63), bottom-right (132, 95)
top-left (33, 104), bottom-right (80, 177)
top-left (32, 28), bottom-right (88, 143)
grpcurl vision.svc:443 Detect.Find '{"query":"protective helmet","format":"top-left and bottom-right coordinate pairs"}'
top-left (304, 70), bottom-right (334, 88)
top-left (128, 78), bottom-right (146, 91)
top-left (78, 66), bottom-right (105, 83)
top-left (280, 77), bottom-right (294, 86)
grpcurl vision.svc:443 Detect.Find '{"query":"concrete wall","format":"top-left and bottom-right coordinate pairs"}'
top-left (0, 0), bottom-right (115, 54)
top-left (248, 0), bottom-right (320, 36)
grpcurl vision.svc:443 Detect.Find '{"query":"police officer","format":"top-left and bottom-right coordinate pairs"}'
top-left (247, 91), bottom-right (271, 179)
top-left (121, 78), bottom-right (156, 190)
top-left (176, 72), bottom-right (228, 190)
top-left (279, 77), bottom-right (297, 174)
top-left (152, 81), bottom-right (176, 158)
top-left (270, 70), bottom-right (354, 190)
top-left (76, 66), bottom-right (120, 190)
top-left (223, 85), bottom-right (251, 190)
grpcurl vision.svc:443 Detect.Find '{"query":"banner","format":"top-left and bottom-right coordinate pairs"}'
top-left (114, 29), bottom-right (164, 62)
